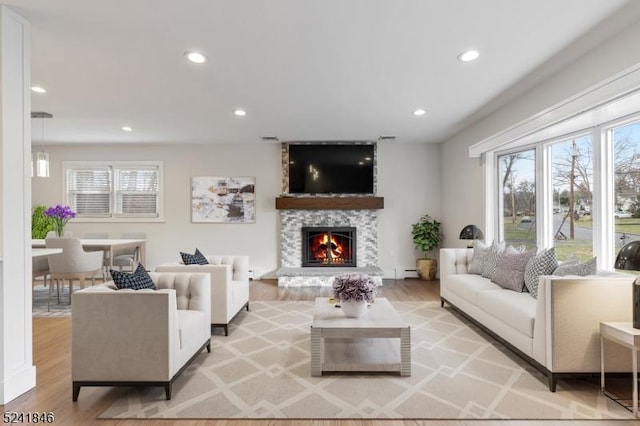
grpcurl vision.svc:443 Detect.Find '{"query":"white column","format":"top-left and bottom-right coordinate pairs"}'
top-left (0, 5), bottom-right (34, 404)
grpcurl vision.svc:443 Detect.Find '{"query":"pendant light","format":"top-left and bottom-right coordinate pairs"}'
top-left (31, 111), bottom-right (52, 178)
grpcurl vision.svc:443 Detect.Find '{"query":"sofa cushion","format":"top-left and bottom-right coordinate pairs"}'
top-left (177, 309), bottom-right (205, 350)
top-left (553, 256), bottom-right (597, 276)
top-left (481, 241), bottom-right (505, 279)
top-left (491, 249), bottom-right (536, 292)
top-left (524, 248), bottom-right (558, 298)
top-left (445, 274), bottom-right (503, 306)
top-left (111, 264), bottom-right (156, 290)
top-left (477, 289), bottom-right (537, 338)
top-left (181, 248), bottom-right (209, 265)
top-left (469, 241), bottom-right (490, 275)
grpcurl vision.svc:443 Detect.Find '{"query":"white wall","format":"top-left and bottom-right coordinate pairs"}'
top-left (31, 141), bottom-right (439, 278)
top-left (440, 13), bottom-right (640, 249)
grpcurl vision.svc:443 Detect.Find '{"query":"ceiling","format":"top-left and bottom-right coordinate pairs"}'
top-left (7, 0), bottom-right (640, 145)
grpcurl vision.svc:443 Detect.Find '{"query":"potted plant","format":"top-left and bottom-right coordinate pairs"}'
top-left (332, 273), bottom-right (376, 317)
top-left (411, 214), bottom-right (442, 281)
top-left (31, 205), bottom-right (56, 238)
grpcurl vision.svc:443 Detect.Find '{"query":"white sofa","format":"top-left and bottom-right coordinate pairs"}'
top-left (71, 272), bottom-right (211, 400)
top-left (155, 255), bottom-right (250, 335)
top-left (440, 248), bottom-right (634, 391)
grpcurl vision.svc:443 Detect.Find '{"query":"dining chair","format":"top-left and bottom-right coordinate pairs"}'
top-left (45, 237), bottom-right (105, 308)
top-left (83, 232), bottom-right (110, 279)
top-left (46, 230), bottom-right (73, 237)
top-left (112, 232), bottom-right (146, 271)
top-left (32, 256), bottom-right (50, 288)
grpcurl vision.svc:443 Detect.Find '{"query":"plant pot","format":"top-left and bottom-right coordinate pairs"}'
top-left (416, 258), bottom-right (437, 281)
top-left (341, 300), bottom-right (368, 318)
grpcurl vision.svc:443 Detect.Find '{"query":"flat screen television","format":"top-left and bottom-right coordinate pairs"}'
top-left (288, 143), bottom-right (375, 194)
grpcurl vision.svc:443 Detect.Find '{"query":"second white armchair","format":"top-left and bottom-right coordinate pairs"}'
top-left (156, 255), bottom-right (249, 335)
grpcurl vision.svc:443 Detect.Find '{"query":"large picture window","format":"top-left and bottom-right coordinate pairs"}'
top-left (612, 120), bottom-right (640, 252)
top-left (64, 161), bottom-right (163, 222)
top-left (498, 149), bottom-right (536, 249)
top-left (551, 135), bottom-right (593, 261)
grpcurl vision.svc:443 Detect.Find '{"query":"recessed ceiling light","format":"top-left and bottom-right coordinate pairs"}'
top-left (413, 109), bottom-right (426, 116)
top-left (458, 49), bottom-right (479, 62)
top-left (122, 126), bottom-right (132, 132)
top-left (234, 109), bottom-right (247, 117)
top-left (364, 157), bottom-right (372, 161)
top-left (185, 51), bottom-right (207, 64)
top-left (31, 86), bottom-right (46, 93)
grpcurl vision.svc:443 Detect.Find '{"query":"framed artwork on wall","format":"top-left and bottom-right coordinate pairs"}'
top-left (191, 176), bottom-right (256, 223)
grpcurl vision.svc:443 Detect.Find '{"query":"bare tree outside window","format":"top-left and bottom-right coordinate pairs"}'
top-left (499, 150), bottom-right (536, 249)
top-left (551, 136), bottom-right (593, 261)
top-left (612, 121), bottom-right (640, 253)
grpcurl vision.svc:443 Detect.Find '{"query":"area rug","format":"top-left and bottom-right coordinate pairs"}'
top-left (32, 283), bottom-right (72, 317)
top-left (99, 300), bottom-right (632, 420)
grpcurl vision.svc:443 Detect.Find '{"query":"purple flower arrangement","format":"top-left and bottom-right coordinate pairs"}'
top-left (43, 204), bottom-right (76, 236)
top-left (332, 273), bottom-right (376, 303)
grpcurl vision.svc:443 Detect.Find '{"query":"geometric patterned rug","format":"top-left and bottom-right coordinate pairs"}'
top-left (99, 300), bottom-right (632, 420)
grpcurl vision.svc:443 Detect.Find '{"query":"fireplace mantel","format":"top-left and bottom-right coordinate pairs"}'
top-left (275, 196), bottom-right (384, 210)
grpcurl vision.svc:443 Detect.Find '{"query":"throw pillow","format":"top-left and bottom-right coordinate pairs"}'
top-left (481, 241), bottom-right (506, 279)
top-left (180, 248), bottom-right (209, 265)
top-left (491, 249), bottom-right (537, 292)
top-left (552, 256), bottom-right (597, 276)
top-left (468, 240), bottom-right (490, 275)
top-left (111, 263), bottom-right (156, 290)
top-left (524, 248), bottom-right (559, 298)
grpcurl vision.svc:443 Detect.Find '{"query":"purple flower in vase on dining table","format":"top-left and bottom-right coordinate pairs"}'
top-left (43, 204), bottom-right (76, 237)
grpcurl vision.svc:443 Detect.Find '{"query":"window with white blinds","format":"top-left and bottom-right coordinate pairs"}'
top-left (63, 161), bottom-right (163, 221)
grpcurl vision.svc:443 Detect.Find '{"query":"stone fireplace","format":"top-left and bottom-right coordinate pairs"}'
top-left (275, 142), bottom-right (384, 287)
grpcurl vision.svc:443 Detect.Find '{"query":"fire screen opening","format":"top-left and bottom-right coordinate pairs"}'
top-left (302, 227), bottom-right (356, 267)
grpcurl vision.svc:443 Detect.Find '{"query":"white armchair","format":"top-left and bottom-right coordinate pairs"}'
top-left (156, 255), bottom-right (250, 335)
top-left (72, 272), bottom-right (211, 401)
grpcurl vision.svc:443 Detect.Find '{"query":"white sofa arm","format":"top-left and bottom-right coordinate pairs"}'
top-left (533, 274), bottom-right (634, 372)
top-left (72, 286), bottom-right (178, 382)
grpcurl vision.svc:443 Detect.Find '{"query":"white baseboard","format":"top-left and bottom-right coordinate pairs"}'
top-left (403, 269), bottom-right (419, 279)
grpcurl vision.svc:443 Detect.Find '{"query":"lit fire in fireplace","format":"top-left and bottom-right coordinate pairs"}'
top-left (310, 233), bottom-right (347, 264)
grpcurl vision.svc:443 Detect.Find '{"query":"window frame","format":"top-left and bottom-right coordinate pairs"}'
top-left (62, 160), bottom-right (164, 223)
top-left (484, 112), bottom-right (640, 271)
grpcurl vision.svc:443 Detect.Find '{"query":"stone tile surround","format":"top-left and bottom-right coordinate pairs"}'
top-left (277, 209), bottom-right (380, 286)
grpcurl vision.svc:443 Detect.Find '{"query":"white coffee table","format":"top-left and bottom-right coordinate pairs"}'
top-left (310, 297), bottom-right (411, 377)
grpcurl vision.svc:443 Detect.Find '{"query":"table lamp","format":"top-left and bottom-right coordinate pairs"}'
top-left (614, 240), bottom-right (640, 329)
top-left (459, 225), bottom-right (484, 248)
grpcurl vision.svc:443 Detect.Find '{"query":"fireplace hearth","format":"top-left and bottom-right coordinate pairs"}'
top-left (302, 227), bottom-right (356, 267)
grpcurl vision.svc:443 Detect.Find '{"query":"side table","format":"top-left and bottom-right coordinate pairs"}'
top-left (600, 321), bottom-right (640, 417)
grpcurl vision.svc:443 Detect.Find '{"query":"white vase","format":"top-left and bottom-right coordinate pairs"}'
top-left (341, 300), bottom-right (367, 318)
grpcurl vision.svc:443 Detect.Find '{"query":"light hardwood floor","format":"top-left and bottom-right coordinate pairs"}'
top-left (1, 279), bottom-right (634, 425)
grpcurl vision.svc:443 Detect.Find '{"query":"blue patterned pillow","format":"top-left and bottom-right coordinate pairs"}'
top-left (180, 248), bottom-right (209, 265)
top-left (111, 263), bottom-right (156, 290)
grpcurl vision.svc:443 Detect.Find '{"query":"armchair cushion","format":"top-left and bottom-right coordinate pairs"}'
top-left (180, 248), bottom-right (209, 265)
top-left (111, 263), bottom-right (156, 290)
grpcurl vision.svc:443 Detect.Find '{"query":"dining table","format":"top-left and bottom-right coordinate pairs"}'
top-left (31, 238), bottom-right (146, 271)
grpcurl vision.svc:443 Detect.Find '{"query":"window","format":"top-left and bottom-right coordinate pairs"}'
top-left (611, 120), bottom-right (640, 252)
top-left (498, 149), bottom-right (536, 249)
top-left (64, 161), bottom-right (163, 222)
top-left (550, 135), bottom-right (593, 261)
